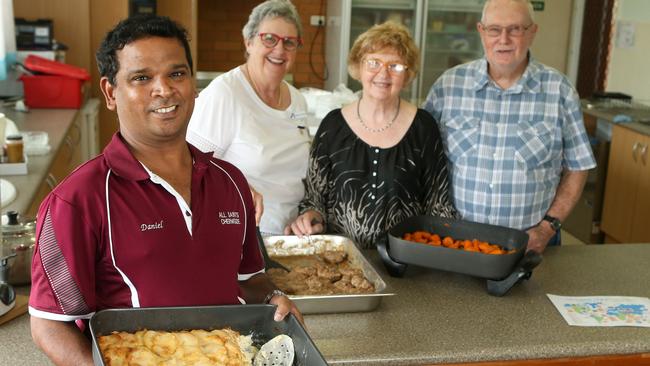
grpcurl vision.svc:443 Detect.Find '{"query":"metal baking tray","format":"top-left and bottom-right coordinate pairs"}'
top-left (388, 216), bottom-right (528, 280)
top-left (264, 235), bottom-right (393, 314)
top-left (89, 304), bottom-right (327, 366)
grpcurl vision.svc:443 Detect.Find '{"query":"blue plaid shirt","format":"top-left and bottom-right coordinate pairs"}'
top-left (423, 57), bottom-right (596, 230)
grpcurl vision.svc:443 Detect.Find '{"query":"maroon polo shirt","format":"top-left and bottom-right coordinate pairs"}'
top-left (29, 133), bottom-right (263, 321)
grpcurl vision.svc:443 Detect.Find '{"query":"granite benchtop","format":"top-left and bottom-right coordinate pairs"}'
top-left (1, 244), bottom-right (648, 365)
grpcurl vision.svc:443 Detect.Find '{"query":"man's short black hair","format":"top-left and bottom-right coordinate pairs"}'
top-left (96, 15), bottom-right (193, 85)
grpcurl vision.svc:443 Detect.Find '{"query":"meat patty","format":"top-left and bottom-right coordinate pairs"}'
top-left (265, 251), bottom-right (375, 295)
top-left (351, 275), bottom-right (373, 290)
top-left (316, 264), bottom-right (342, 282)
top-left (322, 250), bottom-right (347, 264)
top-left (293, 266), bottom-right (317, 276)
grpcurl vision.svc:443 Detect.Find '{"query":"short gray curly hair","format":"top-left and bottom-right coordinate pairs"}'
top-left (242, 0), bottom-right (303, 40)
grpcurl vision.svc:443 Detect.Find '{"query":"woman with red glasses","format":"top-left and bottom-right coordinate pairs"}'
top-left (187, 0), bottom-right (310, 235)
top-left (286, 22), bottom-right (458, 249)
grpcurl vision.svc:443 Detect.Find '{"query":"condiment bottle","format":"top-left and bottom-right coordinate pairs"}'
top-left (4, 134), bottom-right (24, 163)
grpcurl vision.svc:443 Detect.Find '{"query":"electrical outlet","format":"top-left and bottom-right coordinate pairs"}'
top-left (310, 15), bottom-right (325, 27)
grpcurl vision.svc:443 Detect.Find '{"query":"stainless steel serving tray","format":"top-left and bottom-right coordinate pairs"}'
top-left (264, 235), bottom-right (393, 314)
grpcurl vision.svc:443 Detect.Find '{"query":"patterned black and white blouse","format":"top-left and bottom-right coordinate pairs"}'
top-left (299, 108), bottom-right (458, 249)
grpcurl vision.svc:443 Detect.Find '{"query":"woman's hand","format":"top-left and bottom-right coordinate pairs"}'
top-left (284, 210), bottom-right (324, 236)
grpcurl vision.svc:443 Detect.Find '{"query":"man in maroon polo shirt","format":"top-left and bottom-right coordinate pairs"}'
top-left (28, 15), bottom-right (301, 365)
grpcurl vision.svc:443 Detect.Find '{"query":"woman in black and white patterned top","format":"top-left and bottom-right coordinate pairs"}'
top-left (285, 22), bottom-right (457, 249)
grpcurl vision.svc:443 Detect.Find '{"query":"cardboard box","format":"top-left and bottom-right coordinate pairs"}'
top-left (0, 155), bottom-right (28, 176)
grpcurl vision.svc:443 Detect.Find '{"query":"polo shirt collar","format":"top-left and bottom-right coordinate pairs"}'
top-left (473, 53), bottom-right (543, 94)
top-left (103, 132), bottom-right (213, 181)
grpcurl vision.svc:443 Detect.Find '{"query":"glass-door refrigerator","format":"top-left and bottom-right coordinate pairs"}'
top-left (348, 0), bottom-right (422, 100)
top-left (418, 0), bottom-right (484, 102)
top-left (325, 0), bottom-right (484, 103)
top-left (325, 0), bottom-right (422, 100)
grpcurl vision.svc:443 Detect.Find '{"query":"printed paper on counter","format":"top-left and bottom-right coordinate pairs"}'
top-left (547, 294), bottom-right (650, 327)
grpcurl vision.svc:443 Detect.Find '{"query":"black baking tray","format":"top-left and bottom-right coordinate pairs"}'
top-left (387, 216), bottom-right (528, 280)
top-left (89, 304), bottom-right (327, 366)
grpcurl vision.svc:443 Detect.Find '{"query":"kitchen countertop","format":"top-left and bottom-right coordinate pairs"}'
top-left (1, 244), bottom-right (649, 365)
top-left (0, 107), bottom-right (79, 216)
top-left (582, 100), bottom-right (650, 137)
top-left (308, 244), bottom-right (650, 365)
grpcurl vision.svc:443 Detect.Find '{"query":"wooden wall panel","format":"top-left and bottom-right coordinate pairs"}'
top-left (90, 0), bottom-right (128, 149)
top-left (13, 0), bottom-right (91, 71)
top-left (576, 0), bottom-right (615, 98)
top-left (157, 0), bottom-right (198, 74)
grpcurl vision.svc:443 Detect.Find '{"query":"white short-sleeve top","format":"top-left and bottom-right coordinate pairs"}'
top-left (187, 66), bottom-right (311, 234)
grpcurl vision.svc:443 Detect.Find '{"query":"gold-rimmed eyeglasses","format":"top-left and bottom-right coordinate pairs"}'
top-left (258, 32), bottom-right (302, 51)
top-left (480, 23), bottom-right (533, 37)
top-left (363, 58), bottom-right (408, 76)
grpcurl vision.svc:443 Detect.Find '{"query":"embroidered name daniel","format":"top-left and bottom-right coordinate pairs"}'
top-left (218, 211), bottom-right (240, 225)
top-left (141, 220), bottom-right (164, 232)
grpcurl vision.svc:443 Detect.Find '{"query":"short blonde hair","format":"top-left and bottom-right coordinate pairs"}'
top-left (347, 21), bottom-right (420, 84)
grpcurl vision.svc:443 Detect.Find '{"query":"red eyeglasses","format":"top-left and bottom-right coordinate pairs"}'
top-left (258, 32), bottom-right (303, 51)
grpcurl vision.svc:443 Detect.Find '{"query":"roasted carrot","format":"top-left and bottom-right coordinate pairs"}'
top-left (401, 231), bottom-right (511, 255)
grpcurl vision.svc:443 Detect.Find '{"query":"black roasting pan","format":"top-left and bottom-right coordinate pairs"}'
top-left (387, 215), bottom-right (529, 280)
top-left (89, 304), bottom-right (327, 366)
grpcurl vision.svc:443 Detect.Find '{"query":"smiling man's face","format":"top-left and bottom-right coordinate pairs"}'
top-left (100, 36), bottom-right (196, 147)
top-left (478, 0), bottom-right (537, 77)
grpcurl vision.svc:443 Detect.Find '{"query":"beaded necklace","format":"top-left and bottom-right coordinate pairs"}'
top-left (356, 95), bottom-right (400, 133)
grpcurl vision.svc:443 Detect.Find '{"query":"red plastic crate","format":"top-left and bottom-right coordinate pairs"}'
top-left (20, 74), bottom-right (85, 109)
top-left (20, 55), bottom-right (89, 109)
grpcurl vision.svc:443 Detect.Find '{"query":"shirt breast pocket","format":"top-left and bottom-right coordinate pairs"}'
top-left (515, 121), bottom-right (555, 168)
top-left (444, 116), bottom-right (479, 163)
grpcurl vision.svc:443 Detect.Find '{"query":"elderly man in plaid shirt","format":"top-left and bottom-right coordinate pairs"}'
top-left (423, 0), bottom-right (596, 253)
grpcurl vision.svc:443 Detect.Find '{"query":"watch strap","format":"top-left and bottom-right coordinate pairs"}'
top-left (263, 289), bottom-right (287, 304)
top-left (543, 215), bottom-right (562, 231)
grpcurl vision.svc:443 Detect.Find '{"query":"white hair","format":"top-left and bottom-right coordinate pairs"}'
top-left (481, 0), bottom-right (535, 24)
top-left (242, 0), bottom-right (303, 40)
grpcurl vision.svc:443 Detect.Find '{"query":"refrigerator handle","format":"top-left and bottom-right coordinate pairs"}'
top-left (417, 0), bottom-right (429, 104)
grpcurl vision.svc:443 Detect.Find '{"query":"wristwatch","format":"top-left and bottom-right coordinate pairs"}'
top-left (543, 215), bottom-right (562, 231)
top-left (263, 289), bottom-right (287, 304)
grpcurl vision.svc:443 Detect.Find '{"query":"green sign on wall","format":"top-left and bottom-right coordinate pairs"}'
top-left (531, 0), bottom-right (545, 11)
